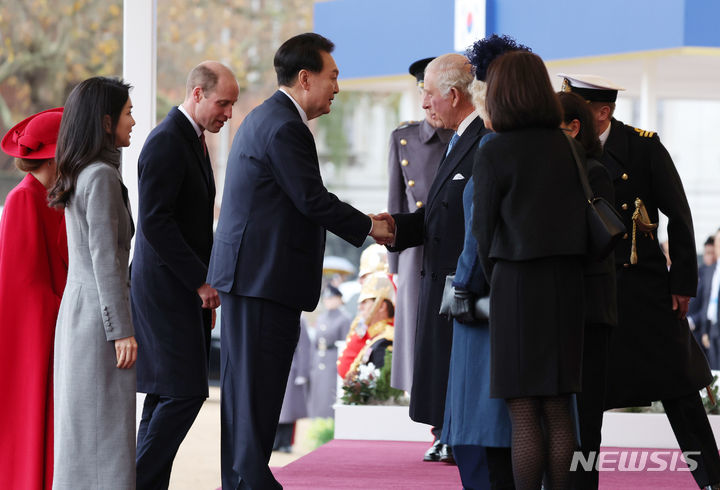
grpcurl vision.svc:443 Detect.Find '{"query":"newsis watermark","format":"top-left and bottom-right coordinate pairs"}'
top-left (570, 450), bottom-right (700, 472)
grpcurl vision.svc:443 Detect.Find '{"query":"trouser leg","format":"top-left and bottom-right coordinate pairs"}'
top-left (453, 445), bottom-right (490, 490)
top-left (663, 392), bottom-right (720, 488)
top-left (136, 394), bottom-right (205, 490)
top-left (219, 294), bottom-right (300, 490)
top-left (574, 324), bottom-right (610, 490)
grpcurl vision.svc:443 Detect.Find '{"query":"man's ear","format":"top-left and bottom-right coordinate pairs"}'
top-left (192, 86), bottom-right (203, 103)
top-left (298, 69), bottom-right (310, 90)
top-left (449, 87), bottom-right (460, 108)
top-left (598, 104), bottom-right (612, 122)
top-left (102, 114), bottom-right (112, 135)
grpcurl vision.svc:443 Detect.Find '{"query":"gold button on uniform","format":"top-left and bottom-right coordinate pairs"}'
top-left (623, 233), bottom-right (629, 239)
top-left (416, 201), bottom-right (424, 208)
top-left (400, 139), bottom-right (407, 146)
top-left (401, 159), bottom-right (409, 166)
top-left (621, 203), bottom-right (628, 210)
top-left (408, 180), bottom-right (415, 187)
top-left (622, 173), bottom-right (629, 181)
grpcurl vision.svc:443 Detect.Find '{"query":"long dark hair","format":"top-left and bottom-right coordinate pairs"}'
top-left (484, 51), bottom-right (561, 132)
top-left (49, 77), bottom-right (131, 207)
top-left (558, 91), bottom-right (602, 159)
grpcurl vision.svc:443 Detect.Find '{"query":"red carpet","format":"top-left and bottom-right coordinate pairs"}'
top-left (273, 440), bottom-right (461, 489)
top-left (271, 441), bottom-right (703, 489)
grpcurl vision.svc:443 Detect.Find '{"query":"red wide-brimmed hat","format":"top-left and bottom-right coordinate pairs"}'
top-left (1, 107), bottom-right (64, 160)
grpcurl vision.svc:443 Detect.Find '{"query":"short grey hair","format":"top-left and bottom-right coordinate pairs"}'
top-left (426, 53), bottom-right (473, 100)
top-left (470, 79), bottom-right (488, 121)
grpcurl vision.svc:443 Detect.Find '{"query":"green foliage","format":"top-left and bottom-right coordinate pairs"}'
top-left (373, 350), bottom-right (405, 403)
top-left (306, 417), bottom-right (334, 449)
top-left (340, 349), bottom-right (407, 406)
top-left (703, 374), bottom-right (720, 415)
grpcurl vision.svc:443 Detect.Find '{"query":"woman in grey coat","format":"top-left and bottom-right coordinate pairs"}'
top-left (49, 77), bottom-right (138, 490)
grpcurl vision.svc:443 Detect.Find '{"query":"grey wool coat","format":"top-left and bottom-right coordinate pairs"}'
top-left (53, 160), bottom-right (136, 490)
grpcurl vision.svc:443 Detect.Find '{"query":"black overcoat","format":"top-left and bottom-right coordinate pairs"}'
top-left (390, 116), bottom-right (487, 427)
top-left (601, 118), bottom-right (711, 408)
top-left (131, 107), bottom-right (215, 397)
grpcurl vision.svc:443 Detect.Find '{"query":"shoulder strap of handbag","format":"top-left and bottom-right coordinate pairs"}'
top-left (564, 133), bottom-right (593, 202)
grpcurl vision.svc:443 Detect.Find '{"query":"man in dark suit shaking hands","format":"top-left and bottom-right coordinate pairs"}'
top-left (207, 33), bottom-right (393, 490)
top-left (132, 61), bottom-right (239, 490)
top-left (378, 53), bottom-right (488, 463)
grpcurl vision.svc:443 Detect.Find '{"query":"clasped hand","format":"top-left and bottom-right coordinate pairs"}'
top-left (450, 288), bottom-right (477, 324)
top-left (369, 212), bottom-right (395, 246)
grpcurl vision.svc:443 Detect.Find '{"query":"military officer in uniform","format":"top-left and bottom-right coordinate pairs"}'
top-left (344, 243), bottom-right (389, 318)
top-left (562, 74), bottom-right (720, 490)
top-left (338, 272), bottom-right (395, 381)
top-left (387, 57), bottom-right (454, 395)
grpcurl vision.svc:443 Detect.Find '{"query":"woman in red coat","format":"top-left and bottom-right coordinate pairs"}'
top-left (0, 108), bottom-right (67, 490)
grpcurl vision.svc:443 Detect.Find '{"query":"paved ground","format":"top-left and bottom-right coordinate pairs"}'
top-left (162, 387), bottom-right (315, 490)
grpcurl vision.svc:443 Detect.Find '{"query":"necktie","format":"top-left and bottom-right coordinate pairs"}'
top-left (199, 132), bottom-right (207, 158)
top-left (445, 132), bottom-right (459, 157)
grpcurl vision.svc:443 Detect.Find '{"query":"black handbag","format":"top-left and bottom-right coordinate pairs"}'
top-left (566, 135), bottom-right (626, 259)
top-left (439, 274), bottom-right (490, 322)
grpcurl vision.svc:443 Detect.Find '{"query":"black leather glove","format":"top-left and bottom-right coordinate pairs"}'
top-left (450, 288), bottom-right (476, 324)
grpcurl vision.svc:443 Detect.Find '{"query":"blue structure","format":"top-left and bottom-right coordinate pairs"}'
top-left (314, 0), bottom-right (720, 80)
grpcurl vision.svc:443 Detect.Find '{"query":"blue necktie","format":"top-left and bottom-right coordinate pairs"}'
top-left (445, 132), bottom-right (459, 157)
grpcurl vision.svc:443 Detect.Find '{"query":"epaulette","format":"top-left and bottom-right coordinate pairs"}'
top-left (395, 120), bottom-right (418, 130)
top-left (630, 126), bottom-right (656, 139)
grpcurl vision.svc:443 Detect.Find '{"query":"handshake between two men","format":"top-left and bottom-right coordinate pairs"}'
top-left (368, 212), bottom-right (396, 246)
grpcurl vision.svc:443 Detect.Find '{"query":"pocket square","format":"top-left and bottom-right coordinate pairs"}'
top-left (452, 173), bottom-right (465, 181)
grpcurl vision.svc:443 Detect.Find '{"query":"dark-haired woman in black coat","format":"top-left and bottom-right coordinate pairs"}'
top-left (472, 52), bottom-right (588, 490)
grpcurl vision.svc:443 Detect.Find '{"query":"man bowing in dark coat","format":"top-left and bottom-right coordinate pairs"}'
top-left (206, 33), bottom-right (393, 490)
top-left (131, 61), bottom-right (239, 490)
top-left (563, 74), bottom-right (720, 489)
top-left (379, 53), bottom-right (489, 463)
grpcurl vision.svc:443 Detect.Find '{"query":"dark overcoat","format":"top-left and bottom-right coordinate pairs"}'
top-left (601, 118), bottom-right (711, 408)
top-left (390, 116), bottom-right (487, 427)
top-left (386, 119), bottom-right (453, 392)
top-left (131, 107), bottom-right (214, 398)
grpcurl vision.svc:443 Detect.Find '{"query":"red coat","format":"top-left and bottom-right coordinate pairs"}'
top-left (0, 173), bottom-right (67, 490)
top-left (338, 318), bottom-right (369, 379)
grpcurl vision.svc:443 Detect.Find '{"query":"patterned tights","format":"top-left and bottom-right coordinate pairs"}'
top-left (505, 395), bottom-right (576, 490)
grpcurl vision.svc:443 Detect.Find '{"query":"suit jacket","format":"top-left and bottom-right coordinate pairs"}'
top-left (131, 106), bottom-right (215, 397)
top-left (600, 118), bottom-right (710, 408)
top-left (207, 91), bottom-right (371, 311)
top-left (472, 128), bottom-right (588, 281)
top-left (389, 115), bottom-right (488, 427)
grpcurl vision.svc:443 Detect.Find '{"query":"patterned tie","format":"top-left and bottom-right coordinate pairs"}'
top-left (199, 132), bottom-right (207, 158)
top-left (445, 132), bottom-right (459, 157)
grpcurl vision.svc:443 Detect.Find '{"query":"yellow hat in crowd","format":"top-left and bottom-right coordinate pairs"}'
top-left (358, 271), bottom-right (395, 306)
top-left (358, 244), bottom-right (388, 279)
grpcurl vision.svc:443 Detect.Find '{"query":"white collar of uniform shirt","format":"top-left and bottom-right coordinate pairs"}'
top-left (279, 88), bottom-right (309, 126)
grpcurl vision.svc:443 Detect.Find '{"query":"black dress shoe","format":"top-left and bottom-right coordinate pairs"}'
top-left (423, 440), bottom-right (444, 462)
top-left (439, 444), bottom-right (456, 465)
